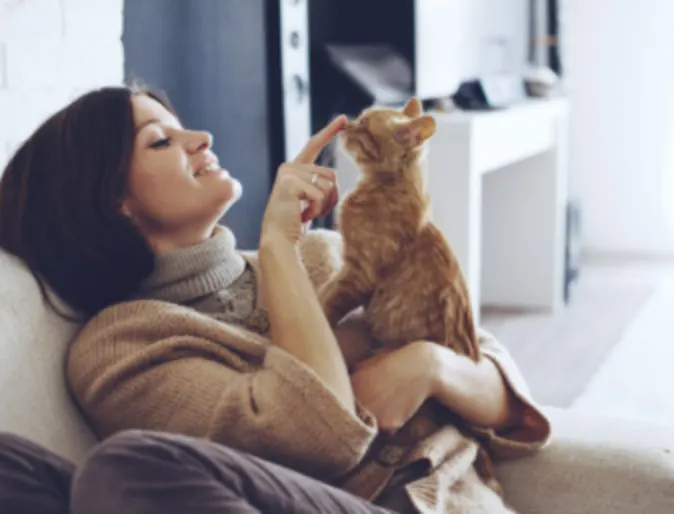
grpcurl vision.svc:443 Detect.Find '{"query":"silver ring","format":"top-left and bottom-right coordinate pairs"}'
top-left (311, 172), bottom-right (319, 185)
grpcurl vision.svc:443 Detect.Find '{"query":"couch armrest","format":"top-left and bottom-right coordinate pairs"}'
top-left (495, 407), bottom-right (674, 514)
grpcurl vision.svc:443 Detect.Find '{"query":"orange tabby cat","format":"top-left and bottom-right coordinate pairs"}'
top-left (321, 97), bottom-right (479, 371)
top-left (319, 96), bottom-right (500, 492)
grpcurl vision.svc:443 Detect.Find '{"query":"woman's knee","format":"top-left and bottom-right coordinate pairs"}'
top-left (73, 429), bottom-right (251, 493)
top-left (71, 430), bottom-right (180, 514)
top-left (76, 429), bottom-right (184, 480)
top-left (71, 430), bottom-right (262, 514)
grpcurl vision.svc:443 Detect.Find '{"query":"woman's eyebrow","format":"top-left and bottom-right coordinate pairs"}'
top-left (135, 117), bottom-right (183, 135)
top-left (135, 118), bottom-right (160, 135)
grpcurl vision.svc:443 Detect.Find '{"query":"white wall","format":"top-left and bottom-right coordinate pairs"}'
top-left (414, 0), bottom-right (529, 98)
top-left (0, 0), bottom-right (124, 171)
top-left (476, 0), bottom-right (529, 75)
top-left (568, 1), bottom-right (674, 256)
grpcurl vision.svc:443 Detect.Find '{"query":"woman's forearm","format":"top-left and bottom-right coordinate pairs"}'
top-left (429, 344), bottom-right (524, 430)
top-left (259, 235), bottom-right (355, 414)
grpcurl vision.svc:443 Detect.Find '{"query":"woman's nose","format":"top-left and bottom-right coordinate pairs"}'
top-left (186, 130), bottom-right (213, 154)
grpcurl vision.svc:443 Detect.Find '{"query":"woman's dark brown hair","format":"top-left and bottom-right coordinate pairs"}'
top-left (0, 85), bottom-right (173, 319)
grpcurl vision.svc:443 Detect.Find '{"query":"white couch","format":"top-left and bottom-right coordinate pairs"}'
top-left (1, 249), bottom-right (672, 513)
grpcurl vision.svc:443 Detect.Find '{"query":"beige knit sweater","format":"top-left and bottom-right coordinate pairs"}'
top-left (66, 228), bottom-right (551, 513)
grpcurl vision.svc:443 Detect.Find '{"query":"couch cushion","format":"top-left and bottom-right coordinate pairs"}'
top-left (0, 250), bottom-right (96, 462)
top-left (496, 407), bottom-right (674, 514)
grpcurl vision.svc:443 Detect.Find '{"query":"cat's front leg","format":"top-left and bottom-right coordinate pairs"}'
top-left (318, 265), bottom-right (373, 327)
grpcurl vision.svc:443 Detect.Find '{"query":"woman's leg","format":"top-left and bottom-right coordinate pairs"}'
top-left (71, 430), bottom-right (396, 514)
top-left (0, 432), bottom-right (75, 514)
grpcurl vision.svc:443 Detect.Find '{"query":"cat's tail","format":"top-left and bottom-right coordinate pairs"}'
top-left (442, 296), bottom-right (481, 361)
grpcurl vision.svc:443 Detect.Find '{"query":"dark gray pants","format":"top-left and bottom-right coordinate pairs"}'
top-left (0, 433), bottom-right (74, 514)
top-left (0, 431), bottom-right (401, 513)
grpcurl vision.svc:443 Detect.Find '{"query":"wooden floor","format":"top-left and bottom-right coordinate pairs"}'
top-left (480, 259), bottom-right (670, 407)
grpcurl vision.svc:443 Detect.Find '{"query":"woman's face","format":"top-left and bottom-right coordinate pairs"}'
top-left (122, 94), bottom-right (242, 251)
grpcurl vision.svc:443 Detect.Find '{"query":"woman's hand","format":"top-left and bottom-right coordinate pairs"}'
top-left (261, 116), bottom-right (346, 245)
top-left (351, 341), bottom-right (525, 433)
top-left (430, 343), bottom-right (526, 431)
top-left (350, 342), bottom-right (438, 434)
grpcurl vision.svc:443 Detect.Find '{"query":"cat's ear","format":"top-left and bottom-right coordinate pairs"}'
top-left (394, 115), bottom-right (436, 147)
top-left (402, 97), bottom-right (423, 118)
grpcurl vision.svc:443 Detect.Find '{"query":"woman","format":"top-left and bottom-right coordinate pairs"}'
top-left (0, 85), bottom-right (550, 513)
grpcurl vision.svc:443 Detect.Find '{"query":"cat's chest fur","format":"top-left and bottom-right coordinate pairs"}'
top-left (338, 177), bottom-right (426, 274)
top-left (334, 172), bottom-right (476, 354)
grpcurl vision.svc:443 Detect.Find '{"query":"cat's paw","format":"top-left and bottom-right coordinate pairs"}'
top-left (322, 304), bottom-right (343, 328)
top-left (317, 286), bottom-right (339, 326)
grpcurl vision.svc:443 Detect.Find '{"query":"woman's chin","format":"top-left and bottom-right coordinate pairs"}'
top-left (212, 178), bottom-right (242, 215)
top-left (229, 178), bottom-right (243, 202)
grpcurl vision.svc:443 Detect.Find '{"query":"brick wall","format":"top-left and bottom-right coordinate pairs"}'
top-left (0, 0), bottom-right (124, 171)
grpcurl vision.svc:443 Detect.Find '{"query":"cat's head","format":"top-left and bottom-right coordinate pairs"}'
top-left (341, 97), bottom-right (436, 170)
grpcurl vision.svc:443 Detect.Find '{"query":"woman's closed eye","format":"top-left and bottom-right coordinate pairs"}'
top-left (149, 137), bottom-right (172, 149)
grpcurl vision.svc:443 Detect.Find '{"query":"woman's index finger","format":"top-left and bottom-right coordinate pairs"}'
top-left (293, 115), bottom-right (347, 164)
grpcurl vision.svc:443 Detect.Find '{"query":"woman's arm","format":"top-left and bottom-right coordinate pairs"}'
top-left (259, 234), bottom-right (355, 414)
top-left (259, 115), bottom-right (355, 414)
top-left (428, 344), bottom-right (525, 430)
top-left (67, 303), bottom-right (376, 481)
top-left (350, 334), bottom-right (550, 448)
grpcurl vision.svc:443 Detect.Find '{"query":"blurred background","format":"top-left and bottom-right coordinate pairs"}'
top-left (1, 0), bottom-right (673, 427)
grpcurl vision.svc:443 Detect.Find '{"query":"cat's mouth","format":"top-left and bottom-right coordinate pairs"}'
top-left (341, 123), bottom-right (380, 161)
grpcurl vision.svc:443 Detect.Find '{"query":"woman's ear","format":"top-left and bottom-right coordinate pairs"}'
top-left (393, 115), bottom-right (436, 147)
top-left (119, 198), bottom-right (133, 218)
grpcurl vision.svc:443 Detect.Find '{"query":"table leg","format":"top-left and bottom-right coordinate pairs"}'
top-left (480, 144), bottom-right (567, 311)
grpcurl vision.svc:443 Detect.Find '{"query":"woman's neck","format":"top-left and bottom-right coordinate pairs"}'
top-left (148, 223), bottom-right (219, 255)
top-left (136, 224), bottom-right (247, 304)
